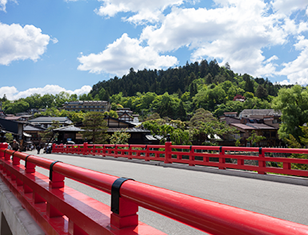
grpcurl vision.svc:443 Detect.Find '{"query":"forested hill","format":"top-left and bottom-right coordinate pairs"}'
top-left (90, 60), bottom-right (284, 99)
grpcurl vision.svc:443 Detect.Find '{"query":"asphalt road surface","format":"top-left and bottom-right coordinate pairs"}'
top-left (24, 150), bottom-right (308, 234)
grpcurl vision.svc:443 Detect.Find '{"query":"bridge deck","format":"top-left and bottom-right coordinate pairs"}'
top-left (25, 150), bottom-right (308, 235)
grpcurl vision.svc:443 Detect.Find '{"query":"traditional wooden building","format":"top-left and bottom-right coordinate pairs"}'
top-left (28, 117), bottom-right (73, 129)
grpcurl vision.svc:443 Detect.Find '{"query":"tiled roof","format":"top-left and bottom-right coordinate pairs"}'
top-left (230, 123), bottom-right (255, 130)
top-left (239, 109), bottom-right (281, 118)
top-left (106, 128), bottom-right (150, 133)
top-left (246, 123), bottom-right (277, 130)
top-left (29, 117), bottom-right (72, 124)
top-left (53, 125), bottom-right (84, 132)
top-left (5, 116), bottom-right (22, 120)
top-left (24, 125), bottom-right (45, 131)
top-left (231, 123), bottom-right (277, 130)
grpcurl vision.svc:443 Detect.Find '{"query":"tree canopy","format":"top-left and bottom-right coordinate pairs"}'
top-left (273, 85), bottom-right (308, 141)
top-left (82, 112), bottom-right (108, 144)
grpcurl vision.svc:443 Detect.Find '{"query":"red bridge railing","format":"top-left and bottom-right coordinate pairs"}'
top-left (53, 142), bottom-right (308, 177)
top-left (1, 142), bottom-right (308, 234)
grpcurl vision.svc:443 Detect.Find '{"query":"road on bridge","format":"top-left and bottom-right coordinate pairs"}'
top-left (26, 150), bottom-right (308, 235)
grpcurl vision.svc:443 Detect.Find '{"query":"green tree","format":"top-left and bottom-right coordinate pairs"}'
top-left (189, 108), bottom-right (238, 145)
top-left (146, 113), bottom-right (161, 121)
top-left (110, 130), bottom-right (131, 144)
top-left (3, 100), bottom-right (30, 114)
top-left (243, 73), bottom-right (255, 93)
top-left (39, 121), bottom-right (60, 143)
top-left (272, 85), bottom-right (308, 141)
top-left (255, 85), bottom-right (268, 99)
top-left (5, 133), bottom-right (13, 143)
top-left (82, 112), bottom-right (109, 144)
top-left (104, 110), bottom-right (118, 118)
top-left (283, 126), bottom-right (308, 170)
top-left (247, 130), bottom-right (266, 147)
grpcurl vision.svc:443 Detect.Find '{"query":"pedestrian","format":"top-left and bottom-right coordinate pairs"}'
top-left (37, 144), bottom-right (41, 154)
top-left (11, 139), bottom-right (20, 151)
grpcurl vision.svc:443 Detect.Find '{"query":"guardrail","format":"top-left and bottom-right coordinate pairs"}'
top-left (1, 143), bottom-right (308, 234)
top-left (53, 142), bottom-right (308, 177)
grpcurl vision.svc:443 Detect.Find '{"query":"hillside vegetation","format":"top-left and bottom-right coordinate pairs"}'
top-left (1, 59), bottom-right (292, 121)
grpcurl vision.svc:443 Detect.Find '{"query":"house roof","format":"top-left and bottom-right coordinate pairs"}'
top-left (106, 128), bottom-right (150, 133)
top-left (5, 116), bottom-right (22, 121)
top-left (53, 125), bottom-right (84, 132)
top-left (239, 109), bottom-right (281, 118)
top-left (24, 125), bottom-right (45, 131)
top-left (231, 123), bottom-right (277, 131)
top-left (246, 123), bottom-right (277, 130)
top-left (145, 135), bottom-right (163, 141)
top-left (29, 116), bottom-right (73, 124)
top-left (105, 116), bottom-right (136, 127)
top-left (230, 123), bottom-right (255, 130)
top-left (221, 116), bottom-right (241, 125)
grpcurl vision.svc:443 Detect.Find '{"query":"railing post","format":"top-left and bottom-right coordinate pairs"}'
top-left (145, 145), bottom-right (149, 161)
top-left (258, 147), bottom-right (266, 174)
top-left (283, 162), bottom-right (291, 171)
top-left (128, 145), bottom-right (132, 160)
top-left (49, 161), bottom-right (64, 188)
top-left (52, 143), bottom-right (56, 153)
top-left (0, 144), bottom-right (8, 172)
top-left (83, 142), bottom-right (88, 155)
top-left (164, 134), bottom-right (172, 164)
top-left (0, 143), bottom-right (8, 157)
top-left (110, 178), bottom-right (138, 229)
top-left (219, 146), bottom-right (226, 170)
top-left (92, 145), bottom-right (96, 156)
top-left (114, 145), bottom-right (118, 158)
top-left (102, 144), bottom-right (106, 157)
top-left (189, 146), bottom-right (195, 166)
top-left (12, 154), bottom-right (20, 166)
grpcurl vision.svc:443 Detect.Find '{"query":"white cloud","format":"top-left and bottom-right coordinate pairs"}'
top-left (0, 85), bottom-right (92, 100)
top-left (77, 33), bottom-right (178, 76)
top-left (0, 23), bottom-right (50, 65)
top-left (266, 55), bottom-right (278, 63)
top-left (95, 0), bottom-right (184, 24)
top-left (51, 37), bottom-right (58, 44)
top-left (277, 79), bottom-right (291, 85)
top-left (282, 18), bottom-right (308, 35)
top-left (141, 1), bottom-right (286, 77)
top-left (271, 0), bottom-right (308, 16)
top-left (279, 36), bottom-right (308, 85)
top-left (0, 0), bottom-right (10, 12)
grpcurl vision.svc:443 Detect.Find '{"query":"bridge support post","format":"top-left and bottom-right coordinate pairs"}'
top-left (164, 135), bottom-right (172, 164)
top-left (258, 147), bottom-right (266, 174)
top-left (83, 142), bottom-right (88, 155)
top-left (219, 146), bottom-right (226, 170)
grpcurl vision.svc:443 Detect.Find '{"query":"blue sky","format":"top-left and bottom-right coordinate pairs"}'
top-left (0, 0), bottom-right (308, 100)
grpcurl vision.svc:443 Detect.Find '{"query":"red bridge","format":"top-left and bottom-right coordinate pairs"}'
top-left (0, 141), bottom-right (308, 234)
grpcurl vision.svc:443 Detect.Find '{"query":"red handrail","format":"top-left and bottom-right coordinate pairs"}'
top-left (2, 143), bottom-right (308, 234)
top-left (53, 142), bottom-right (308, 177)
